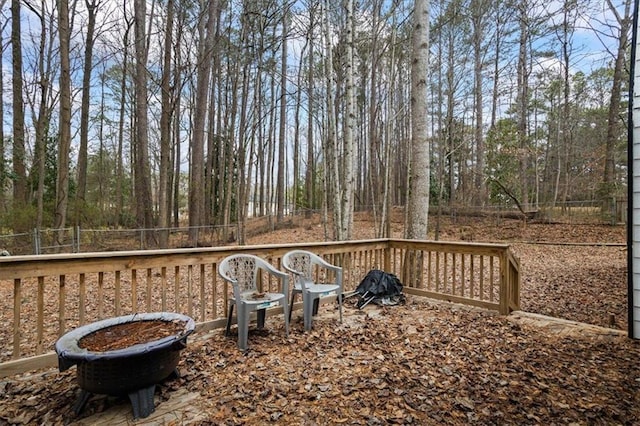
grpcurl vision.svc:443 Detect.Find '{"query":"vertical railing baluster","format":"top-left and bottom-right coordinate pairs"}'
top-left (161, 267), bottom-right (167, 312)
top-left (187, 265), bottom-right (193, 317)
top-left (435, 252), bottom-right (441, 292)
top-left (115, 270), bottom-right (121, 316)
top-left (489, 257), bottom-right (495, 302)
top-left (212, 262), bottom-right (218, 319)
top-left (79, 273), bottom-right (86, 325)
top-left (13, 278), bottom-right (21, 359)
top-left (200, 264), bottom-right (206, 322)
top-left (37, 277), bottom-right (44, 354)
top-left (443, 253), bottom-right (448, 293)
top-left (146, 268), bottom-right (152, 312)
top-left (131, 269), bottom-right (138, 312)
top-left (427, 250), bottom-right (433, 290)
top-left (479, 256), bottom-right (484, 301)
top-left (174, 266), bottom-right (180, 312)
top-left (98, 272), bottom-right (104, 319)
top-left (58, 275), bottom-right (66, 336)
top-left (469, 255), bottom-right (474, 299)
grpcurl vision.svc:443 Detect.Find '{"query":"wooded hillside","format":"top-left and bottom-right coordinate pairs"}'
top-left (0, 0), bottom-right (630, 245)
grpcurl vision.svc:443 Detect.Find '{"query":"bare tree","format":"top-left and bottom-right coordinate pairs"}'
top-left (115, 15), bottom-right (133, 227)
top-left (470, 0), bottom-right (491, 206)
top-left (0, 0), bottom-right (6, 213)
top-left (291, 12), bottom-right (308, 218)
top-left (322, 0), bottom-right (337, 239)
top-left (406, 0), bottom-right (430, 240)
top-left (133, 0), bottom-right (153, 232)
top-left (515, 0), bottom-right (531, 207)
top-left (489, 0), bottom-right (513, 130)
top-left (0, 0), bottom-right (627, 238)
top-left (75, 0), bottom-right (102, 224)
top-left (305, 3), bottom-right (317, 220)
top-left (157, 0), bottom-right (175, 247)
top-left (22, 0), bottom-right (55, 229)
top-left (188, 0), bottom-right (219, 246)
top-left (336, 0), bottom-right (355, 241)
top-left (53, 0), bottom-right (72, 246)
top-left (601, 0), bottom-right (632, 212)
top-left (11, 0), bottom-right (28, 220)
top-left (276, 1), bottom-right (289, 223)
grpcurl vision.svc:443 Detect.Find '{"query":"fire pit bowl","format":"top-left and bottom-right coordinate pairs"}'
top-left (55, 312), bottom-right (195, 419)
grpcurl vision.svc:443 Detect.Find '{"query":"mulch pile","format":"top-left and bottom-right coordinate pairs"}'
top-left (78, 320), bottom-right (185, 352)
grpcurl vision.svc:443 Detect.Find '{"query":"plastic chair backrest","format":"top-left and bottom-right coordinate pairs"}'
top-left (284, 250), bottom-right (314, 280)
top-left (219, 254), bottom-right (262, 296)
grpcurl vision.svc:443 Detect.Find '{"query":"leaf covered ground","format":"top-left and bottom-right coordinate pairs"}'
top-left (0, 216), bottom-right (637, 425)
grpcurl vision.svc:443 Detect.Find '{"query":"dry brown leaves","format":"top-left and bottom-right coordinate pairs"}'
top-left (2, 297), bottom-right (639, 425)
top-left (0, 216), bottom-right (637, 425)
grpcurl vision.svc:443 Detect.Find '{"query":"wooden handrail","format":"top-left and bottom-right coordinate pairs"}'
top-left (0, 238), bottom-right (519, 377)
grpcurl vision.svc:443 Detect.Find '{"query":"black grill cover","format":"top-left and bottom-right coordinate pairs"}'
top-left (355, 269), bottom-right (405, 308)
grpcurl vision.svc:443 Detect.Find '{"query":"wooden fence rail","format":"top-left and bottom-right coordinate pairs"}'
top-left (0, 239), bottom-right (519, 377)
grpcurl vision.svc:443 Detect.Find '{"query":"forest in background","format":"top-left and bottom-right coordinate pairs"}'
top-left (0, 0), bottom-right (631, 247)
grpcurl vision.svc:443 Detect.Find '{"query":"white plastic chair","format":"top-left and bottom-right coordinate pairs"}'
top-left (282, 250), bottom-right (343, 331)
top-left (218, 254), bottom-right (289, 350)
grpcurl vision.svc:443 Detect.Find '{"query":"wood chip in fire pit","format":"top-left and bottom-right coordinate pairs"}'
top-left (78, 320), bottom-right (185, 352)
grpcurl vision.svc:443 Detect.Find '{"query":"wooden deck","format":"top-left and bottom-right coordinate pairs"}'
top-left (69, 303), bottom-right (626, 425)
top-left (70, 389), bottom-right (207, 425)
top-left (0, 239), bottom-right (521, 378)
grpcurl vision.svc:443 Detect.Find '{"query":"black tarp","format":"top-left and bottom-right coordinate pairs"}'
top-left (354, 269), bottom-right (405, 309)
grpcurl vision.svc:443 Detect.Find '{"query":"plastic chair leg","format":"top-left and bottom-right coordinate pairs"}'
top-left (303, 295), bottom-right (315, 331)
top-left (237, 305), bottom-right (248, 351)
top-left (225, 304), bottom-right (234, 337)
top-left (288, 291), bottom-right (297, 322)
top-left (257, 309), bottom-right (266, 329)
top-left (283, 302), bottom-right (289, 336)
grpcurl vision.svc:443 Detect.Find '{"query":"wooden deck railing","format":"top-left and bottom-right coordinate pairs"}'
top-left (0, 239), bottom-right (519, 377)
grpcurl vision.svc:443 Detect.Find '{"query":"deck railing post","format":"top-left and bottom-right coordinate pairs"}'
top-left (384, 242), bottom-right (391, 272)
top-left (499, 250), bottom-right (509, 315)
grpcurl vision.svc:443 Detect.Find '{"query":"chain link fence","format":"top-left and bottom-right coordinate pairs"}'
top-left (0, 201), bottom-right (626, 256)
top-left (0, 224), bottom-right (239, 255)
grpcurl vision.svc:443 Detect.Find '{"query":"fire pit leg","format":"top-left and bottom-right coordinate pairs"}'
top-left (73, 389), bottom-right (92, 415)
top-left (128, 385), bottom-right (156, 419)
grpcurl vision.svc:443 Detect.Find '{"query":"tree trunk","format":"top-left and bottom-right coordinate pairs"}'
top-left (602, 0), bottom-right (631, 203)
top-left (339, 0), bottom-right (355, 241)
top-left (0, 20), bottom-right (4, 214)
top-left (407, 0), bottom-right (430, 240)
top-left (471, 0), bottom-right (487, 206)
top-left (115, 19), bottom-right (132, 227)
top-left (560, 0), bottom-right (575, 209)
top-left (516, 2), bottom-right (530, 207)
top-left (276, 2), bottom-right (288, 223)
top-left (21, 1), bottom-right (52, 230)
top-left (323, 0), bottom-right (339, 238)
top-left (133, 0), bottom-right (154, 236)
top-left (11, 0), bottom-right (28, 222)
top-left (54, 0), bottom-right (72, 248)
top-left (188, 0), bottom-right (219, 245)
top-left (76, 0), bottom-right (99, 224)
top-left (292, 35), bottom-right (307, 217)
top-left (305, 5), bottom-right (316, 220)
top-left (158, 0), bottom-right (175, 247)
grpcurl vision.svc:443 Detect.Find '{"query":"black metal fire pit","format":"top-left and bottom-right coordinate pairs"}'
top-left (55, 312), bottom-right (195, 419)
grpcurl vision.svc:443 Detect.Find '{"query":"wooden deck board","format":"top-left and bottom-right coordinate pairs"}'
top-left (70, 389), bottom-right (206, 425)
top-left (507, 311), bottom-right (627, 339)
